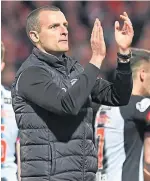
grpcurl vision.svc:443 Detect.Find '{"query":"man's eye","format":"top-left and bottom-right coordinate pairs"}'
top-left (51, 25), bottom-right (57, 29)
top-left (65, 24), bottom-right (68, 29)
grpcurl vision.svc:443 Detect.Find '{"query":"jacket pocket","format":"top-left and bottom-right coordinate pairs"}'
top-left (49, 142), bottom-right (56, 175)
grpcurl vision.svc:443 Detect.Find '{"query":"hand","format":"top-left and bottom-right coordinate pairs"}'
top-left (115, 12), bottom-right (134, 54)
top-left (90, 18), bottom-right (106, 68)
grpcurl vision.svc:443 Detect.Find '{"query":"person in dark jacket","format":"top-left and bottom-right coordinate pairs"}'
top-left (11, 6), bottom-right (134, 181)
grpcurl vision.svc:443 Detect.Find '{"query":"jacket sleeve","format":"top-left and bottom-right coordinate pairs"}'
top-left (17, 63), bottom-right (99, 116)
top-left (91, 62), bottom-right (133, 106)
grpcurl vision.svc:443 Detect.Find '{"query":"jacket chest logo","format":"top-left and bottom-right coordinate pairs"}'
top-left (61, 78), bottom-right (78, 92)
top-left (70, 78), bottom-right (78, 85)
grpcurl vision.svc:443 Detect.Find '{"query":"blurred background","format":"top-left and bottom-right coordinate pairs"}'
top-left (1, 1), bottom-right (150, 87)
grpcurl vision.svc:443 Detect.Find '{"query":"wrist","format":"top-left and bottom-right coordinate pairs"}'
top-left (117, 49), bottom-right (132, 63)
top-left (89, 61), bottom-right (102, 69)
top-left (91, 54), bottom-right (105, 61)
top-left (118, 48), bottom-right (130, 55)
top-left (117, 58), bottom-right (130, 63)
top-left (90, 55), bottom-right (104, 68)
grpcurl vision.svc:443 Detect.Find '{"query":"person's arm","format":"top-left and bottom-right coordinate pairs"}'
top-left (91, 62), bottom-right (132, 106)
top-left (16, 138), bottom-right (21, 181)
top-left (18, 18), bottom-right (106, 116)
top-left (144, 132), bottom-right (150, 181)
top-left (91, 12), bottom-right (134, 106)
top-left (18, 64), bottom-right (100, 116)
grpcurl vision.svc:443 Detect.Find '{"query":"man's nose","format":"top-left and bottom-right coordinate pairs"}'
top-left (60, 26), bottom-right (68, 35)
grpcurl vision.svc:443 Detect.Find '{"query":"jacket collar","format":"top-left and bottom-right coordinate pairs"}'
top-left (32, 47), bottom-right (77, 74)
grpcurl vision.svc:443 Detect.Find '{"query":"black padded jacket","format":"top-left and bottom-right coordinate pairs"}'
top-left (11, 47), bottom-right (133, 181)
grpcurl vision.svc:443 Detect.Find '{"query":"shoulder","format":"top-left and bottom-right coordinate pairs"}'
top-left (122, 95), bottom-right (150, 112)
top-left (119, 95), bottom-right (138, 118)
top-left (16, 51), bottom-right (46, 76)
top-left (135, 96), bottom-right (150, 113)
top-left (18, 66), bottom-right (51, 87)
top-left (127, 95), bottom-right (144, 106)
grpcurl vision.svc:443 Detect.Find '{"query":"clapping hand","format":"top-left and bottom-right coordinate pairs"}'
top-left (115, 12), bottom-right (134, 54)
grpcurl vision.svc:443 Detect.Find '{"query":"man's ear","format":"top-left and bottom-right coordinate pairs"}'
top-left (1, 62), bottom-right (5, 71)
top-left (140, 69), bottom-right (145, 82)
top-left (29, 31), bottom-right (40, 43)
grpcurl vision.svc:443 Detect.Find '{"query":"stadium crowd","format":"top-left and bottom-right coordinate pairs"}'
top-left (1, 1), bottom-right (150, 87)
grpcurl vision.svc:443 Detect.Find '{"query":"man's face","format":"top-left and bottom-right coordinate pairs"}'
top-left (37, 10), bottom-right (69, 54)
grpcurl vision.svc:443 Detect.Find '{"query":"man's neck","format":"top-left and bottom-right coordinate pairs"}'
top-left (132, 80), bottom-right (143, 96)
top-left (36, 46), bottom-right (64, 58)
top-left (48, 51), bottom-right (63, 58)
top-left (132, 89), bottom-right (141, 96)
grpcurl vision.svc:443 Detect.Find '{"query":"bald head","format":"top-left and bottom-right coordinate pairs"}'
top-left (26, 5), bottom-right (69, 55)
top-left (26, 6), bottom-right (60, 41)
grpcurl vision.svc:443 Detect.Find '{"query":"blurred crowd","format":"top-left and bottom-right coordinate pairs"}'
top-left (1, 1), bottom-right (150, 87)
